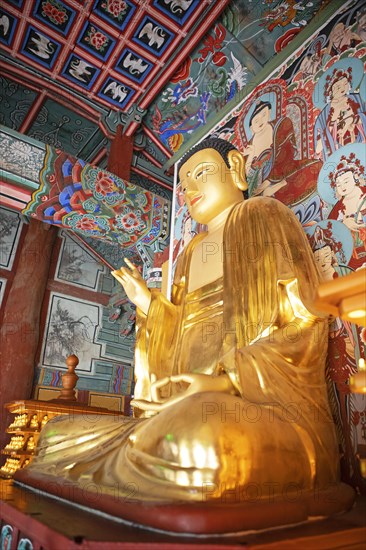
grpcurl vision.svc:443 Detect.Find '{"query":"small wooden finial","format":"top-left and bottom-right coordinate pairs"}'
top-left (57, 355), bottom-right (79, 401)
top-left (66, 354), bottom-right (79, 371)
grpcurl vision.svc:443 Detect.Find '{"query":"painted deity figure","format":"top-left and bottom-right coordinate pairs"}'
top-left (326, 22), bottom-right (362, 57)
top-left (172, 210), bottom-right (195, 263)
top-left (244, 100), bottom-right (321, 205)
top-left (309, 224), bottom-right (365, 488)
top-left (314, 67), bottom-right (366, 162)
top-left (328, 154), bottom-right (366, 268)
top-left (19, 139), bottom-right (354, 533)
top-left (298, 45), bottom-right (323, 81)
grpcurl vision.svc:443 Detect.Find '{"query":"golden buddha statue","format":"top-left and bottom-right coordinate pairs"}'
top-left (30, 414), bottom-right (39, 429)
top-left (6, 435), bottom-right (24, 450)
top-left (1, 458), bottom-right (20, 475)
top-left (19, 139), bottom-right (354, 533)
top-left (41, 414), bottom-right (49, 427)
top-left (9, 413), bottom-right (27, 429)
top-left (26, 436), bottom-right (35, 451)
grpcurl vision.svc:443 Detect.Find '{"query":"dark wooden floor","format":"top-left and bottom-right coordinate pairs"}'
top-left (1, 479), bottom-right (365, 549)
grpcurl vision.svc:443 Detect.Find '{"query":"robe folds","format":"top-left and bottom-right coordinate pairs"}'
top-left (27, 198), bottom-right (340, 503)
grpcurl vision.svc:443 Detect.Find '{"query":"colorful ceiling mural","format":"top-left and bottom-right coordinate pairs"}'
top-left (0, 0), bottom-right (331, 193)
top-left (0, 0), bottom-right (228, 114)
top-left (0, 125), bottom-right (170, 271)
top-left (143, 0), bottom-right (333, 155)
top-left (0, 0), bottom-right (231, 188)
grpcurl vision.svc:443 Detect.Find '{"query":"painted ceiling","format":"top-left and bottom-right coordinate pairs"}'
top-left (0, 0), bottom-right (331, 194)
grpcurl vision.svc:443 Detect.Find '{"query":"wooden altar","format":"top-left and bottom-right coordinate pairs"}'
top-left (1, 480), bottom-right (365, 549)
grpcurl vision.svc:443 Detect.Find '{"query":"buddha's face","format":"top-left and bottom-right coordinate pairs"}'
top-left (179, 148), bottom-right (244, 225)
top-left (250, 107), bottom-right (271, 134)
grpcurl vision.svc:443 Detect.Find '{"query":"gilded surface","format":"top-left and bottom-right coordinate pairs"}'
top-left (28, 143), bottom-right (341, 506)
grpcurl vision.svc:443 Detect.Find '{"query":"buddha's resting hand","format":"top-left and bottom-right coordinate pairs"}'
top-left (132, 373), bottom-right (235, 413)
top-left (112, 259), bottom-right (151, 315)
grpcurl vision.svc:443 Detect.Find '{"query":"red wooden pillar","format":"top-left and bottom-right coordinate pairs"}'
top-left (107, 124), bottom-right (133, 181)
top-left (0, 220), bottom-right (56, 449)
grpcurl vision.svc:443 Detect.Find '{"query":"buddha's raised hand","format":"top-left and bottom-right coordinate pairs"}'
top-left (112, 259), bottom-right (151, 315)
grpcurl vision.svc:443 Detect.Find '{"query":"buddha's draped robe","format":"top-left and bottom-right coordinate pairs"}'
top-left (28, 198), bottom-right (339, 502)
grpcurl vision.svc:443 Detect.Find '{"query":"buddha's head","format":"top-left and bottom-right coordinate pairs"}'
top-left (178, 138), bottom-right (247, 225)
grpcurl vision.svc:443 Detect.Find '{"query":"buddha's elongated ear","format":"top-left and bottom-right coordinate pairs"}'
top-left (227, 149), bottom-right (248, 191)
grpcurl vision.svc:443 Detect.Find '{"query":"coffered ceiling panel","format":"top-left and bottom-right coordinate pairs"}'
top-left (0, 0), bottom-right (227, 115)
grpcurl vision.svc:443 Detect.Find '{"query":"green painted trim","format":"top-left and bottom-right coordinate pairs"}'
top-left (163, 0), bottom-right (351, 169)
top-left (0, 169), bottom-right (39, 191)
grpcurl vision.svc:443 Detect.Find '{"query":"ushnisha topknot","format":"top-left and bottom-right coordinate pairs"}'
top-left (178, 137), bottom-right (238, 170)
